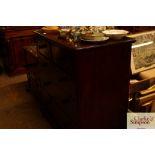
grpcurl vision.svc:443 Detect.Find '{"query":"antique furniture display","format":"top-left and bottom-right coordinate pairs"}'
top-left (0, 26), bottom-right (41, 75)
top-left (129, 30), bottom-right (155, 112)
top-left (26, 29), bottom-right (134, 129)
top-left (117, 26), bottom-right (155, 34)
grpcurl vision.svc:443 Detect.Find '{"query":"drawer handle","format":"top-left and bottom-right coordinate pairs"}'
top-left (38, 45), bottom-right (47, 48)
top-left (43, 81), bottom-right (51, 86)
top-left (58, 76), bottom-right (69, 82)
top-left (40, 63), bottom-right (49, 67)
top-left (62, 98), bottom-right (70, 104)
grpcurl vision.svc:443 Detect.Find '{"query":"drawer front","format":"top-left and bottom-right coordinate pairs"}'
top-left (54, 95), bottom-right (78, 122)
top-left (37, 38), bottom-right (51, 58)
top-left (41, 71), bottom-right (78, 128)
top-left (42, 91), bottom-right (77, 128)
top-left (51, 46), bottom-right (75, 76)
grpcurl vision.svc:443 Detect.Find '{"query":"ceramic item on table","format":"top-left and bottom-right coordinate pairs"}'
top-left (102, 29), bottom-right (129, 40)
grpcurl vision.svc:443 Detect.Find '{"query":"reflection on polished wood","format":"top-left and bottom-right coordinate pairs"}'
top-left (35, 29), bottom-right (134, 50)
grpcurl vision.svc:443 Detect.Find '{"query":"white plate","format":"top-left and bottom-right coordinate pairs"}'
top-left (102, 29), bottom-right (129, 39)
top-left (80, 36), bottom-right (109, 42)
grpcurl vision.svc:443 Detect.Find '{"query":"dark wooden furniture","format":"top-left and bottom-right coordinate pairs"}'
top-left (0, 26), bottom-right (41, 76)
top-left (27, 29), bottom-right (134, 129)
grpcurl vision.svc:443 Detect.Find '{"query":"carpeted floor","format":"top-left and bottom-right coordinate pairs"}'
top-left (0, 73), bottom-right (52, 129)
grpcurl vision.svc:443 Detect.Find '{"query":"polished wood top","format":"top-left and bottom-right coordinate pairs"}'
top-left (34, 29), bottom-right (135, 51)
top-left (0, 27), bottom-right (42, 39)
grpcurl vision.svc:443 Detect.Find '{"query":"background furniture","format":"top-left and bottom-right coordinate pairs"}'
top-left (117, 26), bottom-right (155, 34)
top-left (0, 26), bottom-right (41, 76)
top-left (129, 30), bottom-right (155, 112)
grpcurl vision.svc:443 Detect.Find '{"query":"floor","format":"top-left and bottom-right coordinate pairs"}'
top-left (0, 71), bottom-right (52, 129)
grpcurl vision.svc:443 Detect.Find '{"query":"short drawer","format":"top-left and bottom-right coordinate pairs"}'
top-left (42, 91), bottom-right (77, 128)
